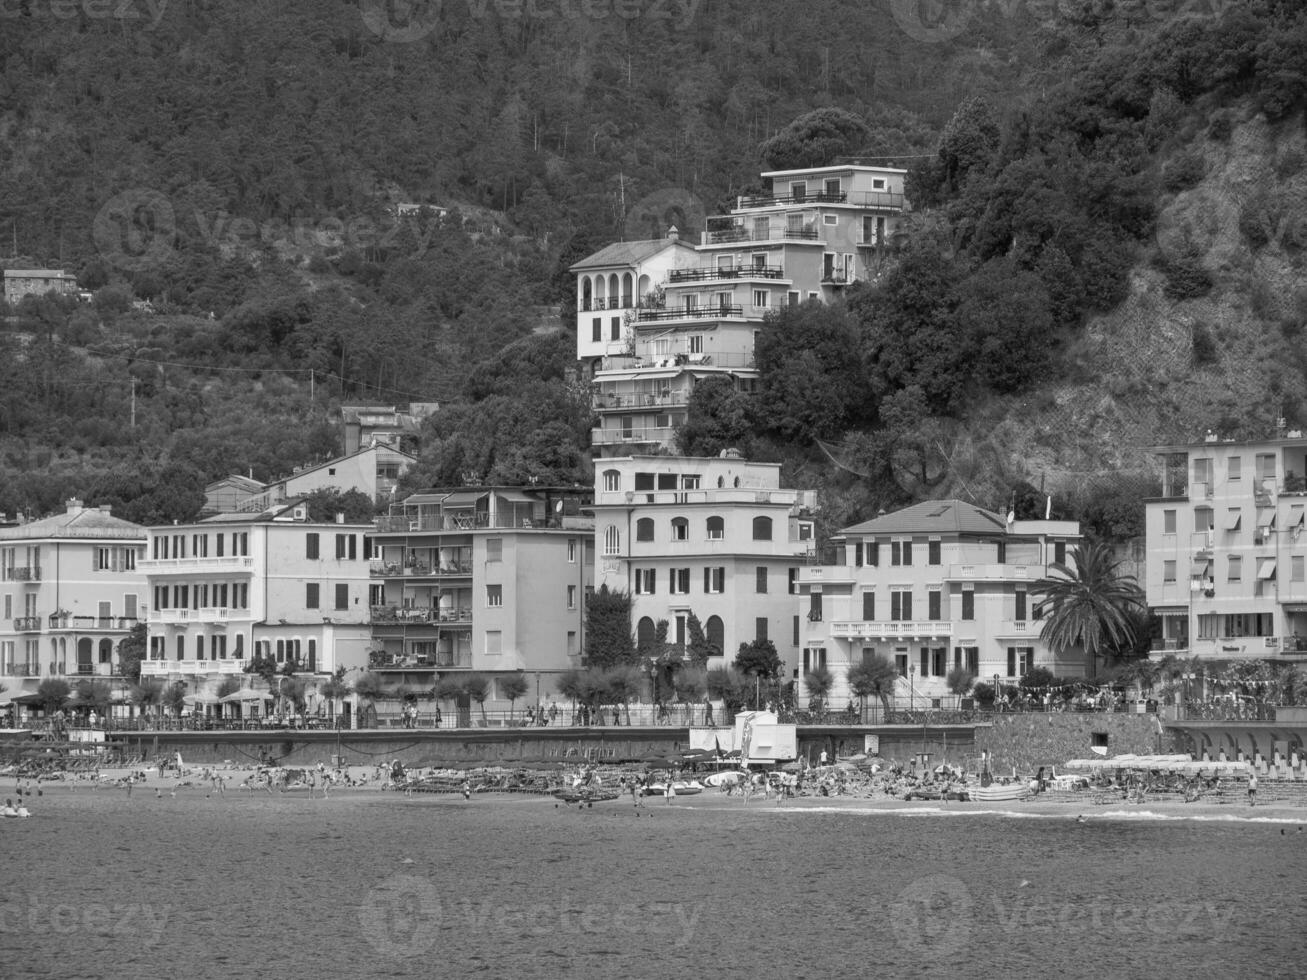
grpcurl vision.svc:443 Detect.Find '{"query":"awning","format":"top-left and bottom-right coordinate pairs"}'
top-left (594, 369), bottom-right (682, 383)
top-left (1257, 558), bottom-right (1277, 580)
top-left (1292, 505), bottom-right (1306, 527)
top-left (442, 491), bottom-right (487, 508)
top-left (1190, 559), bottom-right (1211, 577)
top-left (403, 493), bottom-right (452, 505)
top-left (1225, 510), bottom-right (1242, 530)
top-left (494, 489), bottom-right (535, 505)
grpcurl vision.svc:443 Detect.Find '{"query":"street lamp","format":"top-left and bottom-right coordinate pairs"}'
top-left (909, 664), bottom-right (916, 711)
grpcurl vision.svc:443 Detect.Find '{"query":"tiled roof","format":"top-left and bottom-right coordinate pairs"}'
top-left (568, 239), bottom-right (685, 271)
top-left (840, 500), bottom-right (1007, 537)
top-left (0, 507), bottom-right (146, 541)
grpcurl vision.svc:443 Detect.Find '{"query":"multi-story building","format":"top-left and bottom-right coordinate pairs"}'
top-left (138, 500), bottom-right (372, 693)
top-left (591, 454), bottom-right (816, 674)
top-left (368, 487), bottom-right (594, 706)
top-left (3, 268), bottom-right (79, 305)
top-left (572, 164), bottom-right (908, 456)
top-left (1145, 432), bottom-right (1307, 663)
top-left (203, 445), bottom-right (416, 516)
top-left (797, 500), bottom-right (1083, 705)
top-left (339, 403), bottom-right (437, 455)
top-left (0, 499), bottom-right (146, 701)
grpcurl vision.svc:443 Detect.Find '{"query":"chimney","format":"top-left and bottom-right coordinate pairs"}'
top-left (667, 225), bottom-right (679, 241)
top-left (99, 504), bottom-right (112, 515)
top-left (66, 498), bottom-right (84, 514)
top-left (335, 512), bottom-right (345, 524)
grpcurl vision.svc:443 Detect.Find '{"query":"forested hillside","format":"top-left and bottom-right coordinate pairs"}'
top-left (1, 0), bottom-right (1305, 538)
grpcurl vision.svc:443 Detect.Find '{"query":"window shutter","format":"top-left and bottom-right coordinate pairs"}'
top-left (862, 592), bottom-right (875, 621)
top-left (903, 591), bottom-right (912, 620)
top-left (919, 648), bottom-right (929, 676)
top-left (854, 542), bottom-right (863, 567)
top-left (1007, 647), bottom-right (1016, 677)
top-left (869, 542), bottom-right (879, 566)
top-left (903, 541), bottom-right (913, 566)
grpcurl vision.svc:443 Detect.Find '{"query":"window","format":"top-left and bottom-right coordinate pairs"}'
top-left (706, 516), bottom-right (724, 540)
top-left (789, 567), bottom-right (798, 594)
top-left (788, 290), bottom-right (800, 306)
top-left (627, 518), bottom-right (652, 543)
top-left (671, 568), bottom-right (690, 594)
top-left (635, 569), bottom-right (656, 595)
top-left (705, 567), bottom-right (725, 594)
top-left (895, 651), bottom-right (908, 677)
top-left (891, 541), bottom-right (913, 566)
top-left (123, 548), bottom-right (136, 571)
top-left (928, 590), bottom-right (941, 620)
top-left (1163, 560), bottom-right (1177, 582)
top-left (592, 318), bottom-right (601, 342)
top-left (486, 584), bottom-right (503, 607)
top-left (1228, 556), bottom-right (1242, 581)
top-left (1054, 541), bottom-right (1066, 565)
top-left (611, 316), bottom-right (621, 340)
top-left (823, 214), bottom-right (837, 226)
top-left (96, 547), bottom-right (111, 570)
top-left (335, 584), bottom-right (348, 610)
top-left (485, 630), bottom-right (502, 656)
top-left (1294, 556), bottom-right (1305, 583)
top-left (486, 538), bottom-right (503, 562)
top-left (568, 539), bottom-right (577, 563)
top-left (755, 618), bottom-right (769, 641)
top-left (671, 517), bottom-right (689, 541)
top-left (961, 590), bottom-right (975, 620)
top-left (752, 517), bottom-right (773, 540)
top-left (928, 541), bottom-right (941, 565)
top-left (755, 567), bottom-right (768, 593)
top-left (1229, 456), bottom-right (1242, 481)
top-left (1015, 589), bottom-right (1027, 621)
top-left (604, 526), bottom-right (621, 556)
top-left (862, 591), bottom-right (876, 621)
top-left (753, 289), bottom-right (769, 309)
top-left (890, 590), bottom-right (913, 621)
top-left (825, 177), bottom-right (842, 196)
top-left (603, 469), bottom-right (621, 492)
top-left (567, 585), bottom-right (577, 609)
top-left (1226, 508), bottom-right (1242, 532)
top-left (868, 541), bottom-right (879, 566)
top-left (689, 334), bottom-right (703, 354)
top-left (306, 534), bottom-right (319, 560)
top-left (1007, 647), bottom-right (1034, 677)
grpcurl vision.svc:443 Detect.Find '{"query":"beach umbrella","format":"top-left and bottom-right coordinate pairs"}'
top-left (220, 690), bottom-right (273, 704)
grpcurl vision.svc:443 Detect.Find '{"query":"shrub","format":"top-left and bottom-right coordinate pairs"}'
top-left (1207, 110), bottom-right (1234, 142)
top-left (1159, 251), bottom-right (1213, 300)
top-left (972, 681), bottom-right (996, 708)
top-left (1161, 151), bottom-right (1205, 193)
top-left (1191, 321), bottom-right (1219, 366)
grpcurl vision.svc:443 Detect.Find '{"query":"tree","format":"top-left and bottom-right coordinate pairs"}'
top-left (352, 671), bottom-right (386, 728)
top-left (116, 622), bottom-right (147, 684)
top-left (130, 679), bottom-right (164, 723)
top-left (301, 488), bottom-right (377, 523)
top-left (1034, 543), bottom-right (1147, 678)
top-left (73, 679), bottom-right (113, 716)
top-left (684, 612), bottom-right (719, 668)
top-left (583, 585), bottom-right (636, 669)
top-left (734, 639), bottom-right (782, 681)
top-left (803, 665), bottom-right (834, 714)
top-left (603, 665), bottom-right (643, 726)
top-left (946, 668), bottom-right (976, 697)
top-left (37, 677), bottom-right (72, 713)
top-left (760, 108), bottom-right (870, 170)
top-left (848, 654), bottom-right (900, 718)
top-left (501, 672), bottom-right (530, 721)
top-left (462, 673), bottom-right (491, 725)
top-left (676, 377), bottom-right (754, 458)
top-left (707, 667), bottom-right (749, 721)
top-left (674, 666), bottom-right (709, 723)
top-left (435, 675), bottom-right (469, 728)
top-left (162, 681), bottom-right (187, 718)
top-left (937, 96), bottom-right (1000, 194)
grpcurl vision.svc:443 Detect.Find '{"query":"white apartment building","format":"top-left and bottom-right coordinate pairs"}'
top-left (591, 454), bottom-right (816, 675)
top-left (1146, 432), bottom-right (1307, 663)
top-left (0, 499), bottom-right (146, 702)
top-left (573, 165), bottom-right (909, 456)
top-left (797, 500), bottom-right (1083, 705)
top-left (138, 500), bottom-right (372, 692)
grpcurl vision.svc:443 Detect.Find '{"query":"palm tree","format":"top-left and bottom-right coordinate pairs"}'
top-left (318, 675), bottom-right (351, 723)
top-left (462, 673), bottom-right (491, 725)
top-left (130, 678), bottom-right (164, 725)
top-left (352, 670), bottom-right (386, 728)
top-left (37, 677), bottom-right (71, 714)
top-left (674, 666), bottom-right (708, 724)
top-left (803, 665), bottom-right (834, 716)
top-left (500, 672), bottom-right (530, 722)
top-left (557, 667), bottom-right (586, 725)
top-left (1034, 542), bottom-right (1146, 678)
top-left (848, 655), bottom-right (899, 720)
top-left (604, 665), bottom-right (643, 726)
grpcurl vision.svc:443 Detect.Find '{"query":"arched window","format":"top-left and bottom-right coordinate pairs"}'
top-left (604, 525), bottom-right (621, 555)
top-left (705, 616), bottom-right (724, 656)
top-left (671, 517), bottom-right (689, 541)
top-left (98, 639), bottom-right (113, 664)
top-left (582, 276), bottom-right (593, 310)
top-left (637, 617), bottom-right (657, 652)
top-left (622, 271), bottom-right (634, 307)
top-left (636, 518), bottom-right (655, 541)
top-left (752, 516), bottom-right (773, 540)
top-left (706, 516), bottom-right (724, 540)
top-left (603, 469), bottom-right (621, 492)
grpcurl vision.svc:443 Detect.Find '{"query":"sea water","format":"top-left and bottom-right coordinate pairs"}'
top-left (1, 790), bottom-right (1303, 979)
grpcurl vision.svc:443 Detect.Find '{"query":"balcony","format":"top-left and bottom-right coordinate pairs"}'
top-left (667, 264), bottom-right (785, 283)
top-left (821, 272), bottom-right (853, 285)
top-left (703, 225), bottom-right (820, 246)
top-left (2, 566), bottom-right (41, 582)
top-left (796, 566), bottom-right (858, 587)
top-left (635, 305), bottom-right (745, 322)
top-left (735, 190), bottom-right (904, 210)
top-left (48, 614), bottom-right (140, 632)
top-left (12, 616), bottom-right (41, 632)
top-left (140, 658), bottom-right (246, 675)
top-left (580, 297), bottom-right (633, 312)
top-left (595, 390), bottom-right (690, 411)
top-left (137, 556), bottom-right (255, 572)
top-left (591, 425), bottom-right (677, 447)
top-left (368, 650), bottom-right (473, 670)
top-left (1, 664), bottom-right (38, 677)
top-left (370, 605), bottom-right (473, 625)
top-left (828, 620), bottom-right (953, 640)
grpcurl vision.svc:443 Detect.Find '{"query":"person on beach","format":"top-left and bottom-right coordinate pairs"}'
top-left (1248, 771), bottom-right (1258, 807)
top-left (664, 779), bottom-right (675, 804)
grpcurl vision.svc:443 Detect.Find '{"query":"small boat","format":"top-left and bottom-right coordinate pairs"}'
top-left (552, 787), bottom-right (618, 805)
top-left (643, 780), bottom-right (704, 796)
top-left (966, 783), bottom-right (1032, 802)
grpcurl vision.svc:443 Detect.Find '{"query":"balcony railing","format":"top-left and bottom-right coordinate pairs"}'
top-left (48, 614), bottom-right (140, 632)
top-left (368, 650), bottom-right (474, 670)
top-left (828, 620), bottom-right (953, 640)
top-left (738, 190), bottom-right (848, 207)
top-left (370, 605), bottom-right (473, 625)
top-left (636, 305), bottom-right (745, 322)
top-left (1, 664), bottom-right (38, 677)
top-left (591, 425), bottom-right (677, 447)
top-left (703, 226), bottom-right (820, 245)
top-left (12, 616), bottom-right (41, 632)
top-left (667, 265), bottom-right (784, 283)
top-left (949, 563), bottom-right (1047, 581)
top-left (595, 390), bottom-right (690, 411)
top-left (138, 556), bottom-right (254, 571)
top-left (2, 566), bottom-right (41, 582)
top-left (139, 658), bottom-right (246, 675)
top-left (1173, 702), bottom-right (1278, 722)
top-left (580, 297), bottom-right (633, 312)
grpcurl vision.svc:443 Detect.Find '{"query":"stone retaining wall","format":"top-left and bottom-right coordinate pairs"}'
top-left (976, 712), bottom-right (1175, 774)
